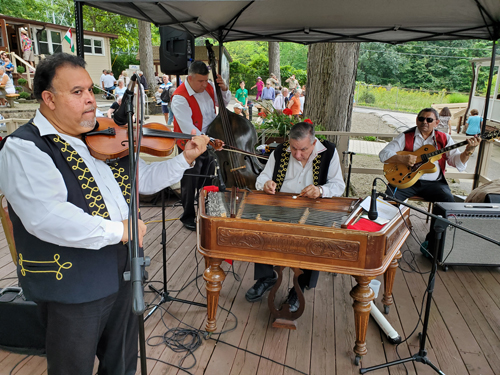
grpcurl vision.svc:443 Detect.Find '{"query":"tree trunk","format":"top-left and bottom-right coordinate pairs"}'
top-left (306, 43), bottom-right (360, 153)
top-left (268, 42), bottom-right (281, 86)
top-left (138, 20), bottom-right (155, 94)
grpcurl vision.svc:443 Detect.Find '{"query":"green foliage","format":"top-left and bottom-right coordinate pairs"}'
top-left (279, 65), bottom-right (307, 87)
top-left (16, 66), bottom-right (25, 74)
top-left (359, 91), bottom-right (376, 104)
top-left (111, 54), bottom-right (140, 77)
top-left (93, 86), bottom-right (102, 94)
top-left (280, 43), bottom-right (308, 71)
top-left (19, 91), bottom-right (31, 99)
top-left (225, 41), bottom-right (268, 65)
top-left (363, 136), bottom-right (377, 141)
top-left (446, 93), bottom-right (469, 103)
top-left (17, 78), bottom-right (27, 86)
top-left (261, 111), bottom-right (295, 137)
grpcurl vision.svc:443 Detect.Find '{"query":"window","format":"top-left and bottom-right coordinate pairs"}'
top-left (84, 37), bottom-right (104, 56)
top-left (37, 29), bottom-right (62, 55)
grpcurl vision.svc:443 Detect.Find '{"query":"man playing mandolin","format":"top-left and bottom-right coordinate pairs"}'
top-left (379, 107), bottom-right (480, 203)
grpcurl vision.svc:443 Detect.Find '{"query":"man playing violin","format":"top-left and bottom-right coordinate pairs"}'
top-left (379, 107), bottom-right (480, 202)
top-left (0, 53), bottom-right (210, 375)
top-left (246, 122), bottom-right (345, 313)
top-left (171, 60), bottom-right (231, 231)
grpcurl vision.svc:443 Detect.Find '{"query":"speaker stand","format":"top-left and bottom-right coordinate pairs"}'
top-left (144, 189), bottom-right (206, 322)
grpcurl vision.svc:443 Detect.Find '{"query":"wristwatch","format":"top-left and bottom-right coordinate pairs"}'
top-left (318, 185), bottom-right (324, 197)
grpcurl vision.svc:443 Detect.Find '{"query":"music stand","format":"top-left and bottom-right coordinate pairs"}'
top-left (360, 191), bottom-right (500, 374)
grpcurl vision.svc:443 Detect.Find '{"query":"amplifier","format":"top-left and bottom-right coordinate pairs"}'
top-left (432, 202), bottom-right (500, 268)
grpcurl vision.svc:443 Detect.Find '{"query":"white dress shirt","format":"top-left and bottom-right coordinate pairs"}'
top-left (379, 127), bottom-right (467, 181)
top-left (255, 138), bottom-right (345, 197)
top-left (0, 110), bottom-right (192, 249)
top-left (273, 94), bottom-right (285, 111)
top-left (171, 79), bottom-right (231, 134)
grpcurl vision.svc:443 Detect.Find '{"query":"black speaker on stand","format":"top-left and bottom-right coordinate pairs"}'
top-left (159, 27), bottom-right (194, 75)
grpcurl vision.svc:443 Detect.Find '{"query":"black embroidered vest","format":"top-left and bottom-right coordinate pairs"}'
top-left (271, 139), bottom-right (336, 192)
top-left (0, 121), bottom-right (132, 304)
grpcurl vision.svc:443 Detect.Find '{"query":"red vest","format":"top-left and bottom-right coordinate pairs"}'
top-left (404, 128), bottom-right (448, 175)
top-left (172, 82), bottom-right (215, 150)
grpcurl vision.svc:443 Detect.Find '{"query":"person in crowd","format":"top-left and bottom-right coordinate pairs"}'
top-left (251, 76), bottom-right (264, 100)
top-left (299, 88), bottom-right (305, 115)
top-left (273, 88), bottom-right (285, 114)
top-left (437, 107), bottom-right (452, 134)
top-left (102, 70), bottom-right (116, 100)
top-left (465, 108), bottom-right (483, 136)
top-left (107, 96), bottom-right (122, 118)
top-left (166, 80), bottom-right (176, 126)
top-left (235, 80), bottom-right (249, 119)
top-left (287, 89), bottom-right (302, 119)
top-left (160, 74), bottom-right (173, 125)
top-left (114, 79), bottom-right (126, 99)
top-left (285, 74), bottom-right (299, 99)
top-left (0, 52), bottom-right (210, 375)
top-left (233, 102), bottom-right (246, 116)
top-left (20, 28), bottom-right (35, 68)
top-left (155, 86), bottom-right (163, 105)
top-left (2, 55), bottom-right (14, 79)
top-left (138, 71), bottom-right (148, 91)
top-left (100, 69), bottom-right (107, 90)
top-left (261, 81), bottom-right (275, 111)
top-left (171, 61), bottom-right (231, 230)
top-left (267, 73), bottom-right (280, 89)
top-left (0, 65), bottom-right (16, 107)
top-left (118, 70), bottom-right (129, 86)
top-left (246, 121), bottom-right (345, 312)
top-left (154, 71), bottom-right (162, 85)
top-left (0, 51), bottom-right (6, 67)
top-left (282, 87), bottom-right (289, 107)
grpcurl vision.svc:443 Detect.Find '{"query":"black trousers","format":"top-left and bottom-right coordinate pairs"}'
top-left (180, 150), bottom-right (215, 224)
top-left (254, 263), bottom-right (319, 290)
top-left (37, 252), bottom-right (137, 375)
top-left (386, 178), bottom-right (455, 251)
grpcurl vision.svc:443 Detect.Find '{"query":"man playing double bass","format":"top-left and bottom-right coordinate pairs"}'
top-left (246, 122), bottom-right (345, 313)
top-left (172, 61), bottom-right (231, 231)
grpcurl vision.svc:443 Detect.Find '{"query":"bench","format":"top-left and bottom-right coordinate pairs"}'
top-left (5, 94), bottom-right (20, 108)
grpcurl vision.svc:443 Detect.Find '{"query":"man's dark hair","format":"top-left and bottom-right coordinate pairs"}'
top-left (34, 53), bottom-right (86, 100)
top-left (188, 61), bottom-right (209, 76)
top-left (289, 122), bottom-right (315, 144)
top-left (417, 107), bottom-right (439, 120)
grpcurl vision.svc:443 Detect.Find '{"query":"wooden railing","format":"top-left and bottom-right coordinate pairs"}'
top-left (1, 119), bottom-right (495, 190)
top-left (7, 52), bottom-right (35, 90)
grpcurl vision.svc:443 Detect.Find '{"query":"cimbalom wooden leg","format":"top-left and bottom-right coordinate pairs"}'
top-left (382, 250), bottom-right (402, 314)
top-left (203, 257), bottom-right (226, 333)
top-left (350, 276), bottom-right (375, 366)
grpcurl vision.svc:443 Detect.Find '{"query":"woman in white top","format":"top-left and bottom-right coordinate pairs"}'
top-left (0, 65), bottom-right (15, 106)
top-left (114, 79), bottom-right (126, 99)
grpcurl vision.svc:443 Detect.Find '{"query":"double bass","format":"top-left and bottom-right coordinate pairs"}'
top-left (205, 41), bottom-right (264, 189)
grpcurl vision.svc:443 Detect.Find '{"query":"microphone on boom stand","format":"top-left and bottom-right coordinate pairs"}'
top-left (368, 178), bottom-right (379, 220)
top-left (113, 74), bottom-right (138, 126)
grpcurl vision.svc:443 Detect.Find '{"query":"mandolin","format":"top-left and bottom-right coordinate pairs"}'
top-left (383, 130), bottom-right (500, 189)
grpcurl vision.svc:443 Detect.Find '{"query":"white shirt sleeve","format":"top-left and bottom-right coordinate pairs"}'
top-left (255, 151), bottom-right (276, 190)
top-left (379, 133), bottom-right (406, 163)
top-left (0, 137), bottom-right (123, 249)
top-left (321, 149), bottom-right (346, 197)
top-left (171, 95), bottom-right (200, 135)
top-left (443, 134), bottom-right (467, 171)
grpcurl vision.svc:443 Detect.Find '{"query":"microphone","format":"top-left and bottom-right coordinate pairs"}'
top-left (113, 74), bottom-right (137, 126)
top-left (368, 178), bottom-right (378, 220)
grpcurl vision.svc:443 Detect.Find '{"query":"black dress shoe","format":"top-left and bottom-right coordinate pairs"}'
top-left (245, 272), bottom-right (278, 302)
top-left (286, 287), bottom-right (301, 313)
top-left (182, 219), bottom-right (196, 231)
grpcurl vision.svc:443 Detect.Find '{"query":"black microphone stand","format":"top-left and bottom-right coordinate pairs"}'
top-left (121, 78), bottom-right (149, 375)
top-left (360, 191), bottom-right (500, 375)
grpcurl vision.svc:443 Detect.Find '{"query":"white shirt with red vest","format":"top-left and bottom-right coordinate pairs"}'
top-left (379, 127), bottom-right (467, 181)
top-left (171, 79), bottom-right (231, 134)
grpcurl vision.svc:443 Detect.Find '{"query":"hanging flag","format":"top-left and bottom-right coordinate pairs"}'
top-left (64, 28), bottom-right (74, 53)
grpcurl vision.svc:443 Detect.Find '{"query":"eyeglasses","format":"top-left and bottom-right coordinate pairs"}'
top-left (417, 116), bottom-right (435, 123)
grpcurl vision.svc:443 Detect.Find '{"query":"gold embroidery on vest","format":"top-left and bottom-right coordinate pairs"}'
top-left (18, 253), bottom-right (72, 280)
top-left (275, 142), bottom-right (290, 192)
top-left (52, 135), bottom-right (109, 218)
top-left (109, 163), bottom-right (131, 204)
top-left (312, 153), bottom-right (322, 186)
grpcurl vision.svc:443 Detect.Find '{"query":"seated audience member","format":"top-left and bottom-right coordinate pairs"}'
top-left (114, 79), bottom-right (126, 99)
top-left (107, 97), bottom-right (122, 118)
top-left (247, 122), bottom-right (345, 312)
top-left (233, 103), bottom-right (245, 116)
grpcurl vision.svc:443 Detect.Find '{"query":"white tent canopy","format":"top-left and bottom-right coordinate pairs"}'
top-left (74, 0), bottom-right (500, 44)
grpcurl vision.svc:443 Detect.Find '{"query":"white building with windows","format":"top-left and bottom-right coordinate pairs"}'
top-left (0, 14), bottom-right (118, 84)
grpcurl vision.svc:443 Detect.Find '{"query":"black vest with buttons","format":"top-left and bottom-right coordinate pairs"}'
top-left (271, 139), bottom-right (336, 192)
top-left (0, 121), bottom-right (131, 304)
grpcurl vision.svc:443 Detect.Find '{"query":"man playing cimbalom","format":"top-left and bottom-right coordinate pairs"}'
top-left (246, 122), bottom-right (345, 312)
top-left (0, 53), bottom-right (210, 375)
top-left (171, 61), bottom-right (231, 230)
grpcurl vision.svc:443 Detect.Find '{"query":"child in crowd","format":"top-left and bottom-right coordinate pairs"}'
top-left (465, 109), bottom-right (483, 136)
top-left (155, 86), bottom-right (163, 105)
top-left (251, 77), bottom-right (264, 100)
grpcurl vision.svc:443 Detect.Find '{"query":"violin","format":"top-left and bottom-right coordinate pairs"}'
top-left (84, 117), bottom-right (223, 162)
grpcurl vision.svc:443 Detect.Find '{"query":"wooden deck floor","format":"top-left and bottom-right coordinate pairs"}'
top-left (1, 199), bottom-right (500, 375)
